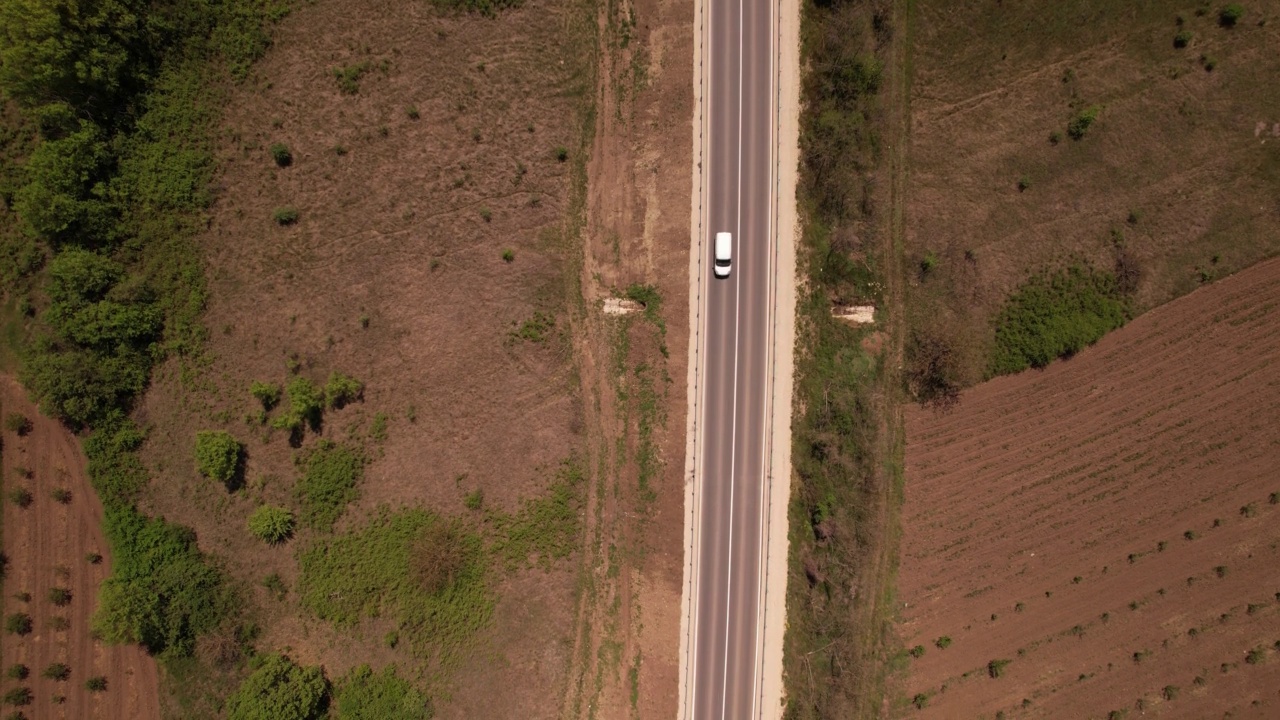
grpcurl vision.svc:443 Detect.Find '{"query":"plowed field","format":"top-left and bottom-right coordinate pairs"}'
top-left (898, 257), bottom-right (1280, 719)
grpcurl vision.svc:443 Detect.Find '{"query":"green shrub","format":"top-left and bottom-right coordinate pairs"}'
top-left (84, 676), bottom-right (107, 692)
top-left (989, 266), bottom-right (1127, 376)
top-left (406, 105), bottom-right (420, 120)
top-left (513, 312), bottom-right (555, 342)
top-left (51, 488), bottom-right (72, 503)
top-left (934, 636), bottom-right (952, 650)
top-left (1219, 4), bottom-right (1244, 26)
top-left (369, 413), bottom-right (388, 442)
top-left (92, 507), bottom-right (231, 656)
top-left (502, 248), bottom-right (515, 263)
top-left (248, 505), bottom-right (296, 544)
top-left (294, 441), bottom-right (364, 531)
top-left (1162, 684), bottom-right (1180, 700)
top-left (41, 663), bottom-right (70, 681)
top-left (272, 376), bottom-right (324, 435)
top-left (554, 146), bottom-right (568, 162)
top-left (226, 653), bottom-right (328, 720)
top-left (333, 664), bottom-right (431, 719)
top-left (194, 430), bottom-right (241, 488)
top-left (270, 143), bottom-right (293, 167)
top-left (1067, 105), bottom-right (1101, 140)
top-left (273, 207), bottom-right (299, 225)
top-left (324, 372), bottom-right (363, 409)
top-left (48, 587), bottom-right (72, 606)
top-left (912, 693), bottom-right (928, 709)
top-left (908, 644), bottom-right (925, 658)
top-left (4, 414), bottom-right (31, 435)
top-left (7, 489), bottom-right (32, 508)
top-left (1174, 29), bottom-right (1193, 47)
top-left (251, 381), bottom-right (282, 410)
top-left (333, 62), bottom-right (371, 95)
top-left (4, 665), bottom-right (27, 681)
top-left (988, 658), bottom-right (1011, 678)
top-left (1, 687), bottom-right (31, 706)
top-left (464, 488), bottom-right (484, 510)
top-left (4, 614), bottom-right (32, 636)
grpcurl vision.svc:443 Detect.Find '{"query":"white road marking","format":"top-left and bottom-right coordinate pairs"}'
top-left (719, 0), bottom-right (745, 715)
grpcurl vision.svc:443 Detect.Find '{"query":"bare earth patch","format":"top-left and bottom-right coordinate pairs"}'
top-left (898, 257), bottom-right (1280, 718)
top-left (1, 376), bottom-right (161, 719)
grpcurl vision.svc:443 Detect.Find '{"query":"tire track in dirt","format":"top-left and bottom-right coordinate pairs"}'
top-left (898, 258), bottom-right (1280, 718)
top-left (1, 376), bottom-right (160, 719)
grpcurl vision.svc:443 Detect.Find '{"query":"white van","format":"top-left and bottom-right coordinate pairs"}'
top-left (714, 232), bottom-right (732, 278)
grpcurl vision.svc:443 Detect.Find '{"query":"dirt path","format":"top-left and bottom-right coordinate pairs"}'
top-left (0, 375), bottom-right (160, 719)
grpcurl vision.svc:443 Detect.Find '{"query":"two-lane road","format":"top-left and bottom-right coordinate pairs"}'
top-left (689, 0), bottom-right (776, 714)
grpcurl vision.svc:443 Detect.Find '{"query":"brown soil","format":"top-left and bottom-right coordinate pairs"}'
top-left (131, 0), bottom-right (593, 713)
top-left (897, 257), bottom-right (1280, 718)
top-left (905, 0), bottom-right (1280, 382)
top-left (0, 376), bottom-right (160, 718)
top-left (558, 0), bottom-right (692, 713)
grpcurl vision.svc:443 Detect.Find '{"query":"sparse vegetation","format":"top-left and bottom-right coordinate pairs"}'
top-left (1067, 105), bottom-right (1101, 140)
top-left (1163, 684), bottom-right (1180, 700)
top-left (908, 644), bottom-right (925, 658)
top-left (7, 489), bottom-right (32, 508)
top-left (41, 663), bottom-right (70, 681)
top-left (935, 636), bottom-right (952, 649)
top-left (262, 573), bottom-right (288, 601)
top-left (51, 488), bottom-right (71, 503)
top-left (4, 665), bottom-right (27, 681)
top-left (248, 505), bottom-right (296, 544)
top-left (333, 664), bottom-right (431, 719)
top-left (1219, 4), bottom-right (1244, 27)
top-left (1245, 646), bottom-right (1265, 664)
top-left (988, 658), bottom-right (1012, 678)
top-left (4, 414), bottom-right (31, 435)
top-left (1, 688), bottom-right (31, 707)
top-left (48, 587), bottom-right (71, 606)
top-left (514, 311), bottom-right (556, 343)
top-left (333, 61), bottom-right (372, 95)
top-left (1174, 29), bottom-right (1193, 48)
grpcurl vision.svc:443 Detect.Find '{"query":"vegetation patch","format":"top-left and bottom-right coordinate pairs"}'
top-left (989, 266), bottom-right (1129, 376)
top-left (297, 508), bottom-right (491, 665)
top-left (294, 440), bottom-right (364, 531)
top-left (195, 430), bottom-right (242, 489)
top-left (248, 505), bottom-right (296, 544)
top-left (333, 664), bottom-right (431, 719)
top-left (491, 459), bottom-right (585, 569)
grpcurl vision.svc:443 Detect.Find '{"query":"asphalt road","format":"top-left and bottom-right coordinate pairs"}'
top-left (690, 0), bottom-right (775, 715)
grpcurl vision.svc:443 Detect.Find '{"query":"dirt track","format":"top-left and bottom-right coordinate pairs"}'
top-left (1, 376), bottom-right (160, 718)
top-left (899, 258), bottom-right (1280, 718)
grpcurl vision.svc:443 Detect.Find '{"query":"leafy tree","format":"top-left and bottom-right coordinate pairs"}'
top-left (334, 664), bottom-right (432, 720)
top-left (225, 653), bottom-right (328, 720)
top-left (248, 505), bottom-right (295, 544)
top-left (21, 341), bottom-right (150, 428)
top-left (4, 613), bottom-right (32, 635)
top-left (271, 376), bottom-right (323, 434)
top-left (0, 0), bottom-right (148, 114)
top-left (194, 430), bottom-right (240, 487)
top-left (11, 122), bottom-right (116, 243)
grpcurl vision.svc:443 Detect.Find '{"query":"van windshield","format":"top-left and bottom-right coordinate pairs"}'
top-left (715, 258), bottom-right (730, 266)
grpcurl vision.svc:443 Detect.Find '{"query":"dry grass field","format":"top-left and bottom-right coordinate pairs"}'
top-left (905, 0), bottom-right (1280, 382)
top-left (897, 257), bottom-right (1280, 718)
top-left (129, 0), bottom-right (601, 714)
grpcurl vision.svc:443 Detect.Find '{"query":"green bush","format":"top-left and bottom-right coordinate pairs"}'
top-left (502, 248), bottom-right (515, 263)
top-left (989, 266), bottom-right (1128, 376)
top-left (84, 676), bottom-right (107, 692)
top-left (3, 413), bottom-right (30, 435)
top-left (41, 663), bottom-right (70, 681)
top-left (334, 664), bottom-right (432, 719)
top-left (333, 62), bottom-right (371, 95)
top-left (12, 122), bottom-right (116, 243)
top-left (194, 430), bottom-right (241, 488)
top-left (92, 507), bottom-right (231, 656)
top-left (1219, 4), bottom-right (1244, 26)
top-left (4, 614), bottom-right (32, 635)
top-left (1174, 29), bottom-right (1193, 48)
top-left (294, 441), bottom-right (363, 531)
top-left (272, 376), bottom-right (324, 435)
top-left (1067, 105), bottom-right (1101, 140)
top-left (7, 489), bottom-right (32, 508)
top-left (251, 381), bottom-right (282, 410)
top-left (225, 653), bottom-right (328, 720)
top-left (270, 143), bottom-right (293, 167)
top-left (324, 372), bottom-right (363, 409)
top-left (248, 505), bottom-right (295, 544)
top-left (273, 207), bottom-right (299, 225)
top-left (934, 636), bottom-right (952, 650)
top-left (1, 687), bottom-right (31, 706)
top-left (988, 658), bottom-right (1012, 679)
top-left (48, 587), bottom-right (72, 606)
top-left (4, 665), bottom-right (27, 681)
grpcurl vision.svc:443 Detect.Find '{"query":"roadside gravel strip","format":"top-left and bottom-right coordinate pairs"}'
top-left (676, 0), bottom-right (800, 713)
